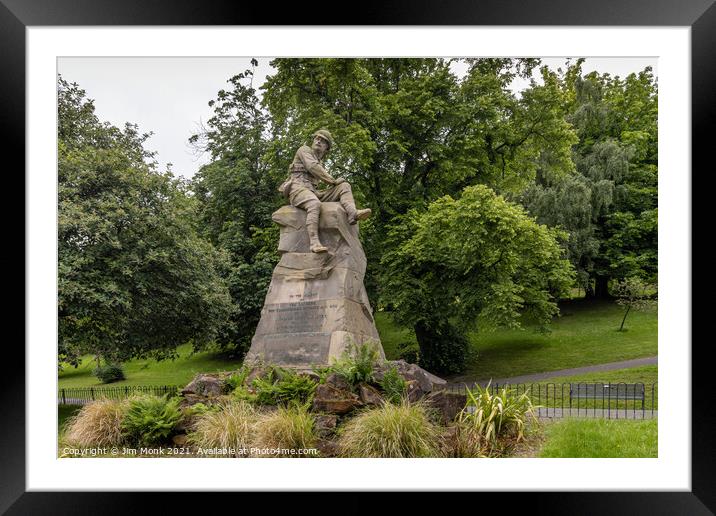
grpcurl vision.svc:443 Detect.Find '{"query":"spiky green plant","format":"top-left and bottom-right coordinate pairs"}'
top-left (457, 382), bottom-right (538, 448)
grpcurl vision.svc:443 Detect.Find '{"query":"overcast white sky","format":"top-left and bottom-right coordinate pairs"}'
top-left (58, 57), bottom-right (656, 179)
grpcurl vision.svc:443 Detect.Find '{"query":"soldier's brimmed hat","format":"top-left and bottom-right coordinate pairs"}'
top-left (312, 129), bottom-right (335, 149)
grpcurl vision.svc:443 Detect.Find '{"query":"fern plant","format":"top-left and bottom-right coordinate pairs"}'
top-left (379, 365), bottom-right (407, 404)
top-left (121, 394), bottom-right (183, 446)
top-left (329, 341), bottom-right (382, 387)
top-left (251, 367), bottom-right (317, 405)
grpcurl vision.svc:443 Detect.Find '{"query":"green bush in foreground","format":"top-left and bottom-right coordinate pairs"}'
top-left (63, 398), bottom-right (128, 448)
top-left (121, 394), bottom-right (182, 446)
top-left (539, 418), bottom-right (658, 458)
top-left (92, 363), bottom-right (126, 384)
top-left (188, 400), bottom-right (257, 457)
top-left (338, 401), bottom-right (440, 458)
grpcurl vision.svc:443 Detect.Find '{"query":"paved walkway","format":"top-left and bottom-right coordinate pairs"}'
top-left (447, 356), bottom-right (658, 387)
top-left (534, 407), bottom-right (657, 419)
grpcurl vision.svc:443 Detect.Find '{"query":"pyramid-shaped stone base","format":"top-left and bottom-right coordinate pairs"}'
top-left (246, 202), bottom-right (384, 368)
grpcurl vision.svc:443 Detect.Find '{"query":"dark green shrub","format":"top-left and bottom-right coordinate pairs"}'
top-left (414, 320), bottom-right (469, 375)
top-left (92, 363), bottom-right (125, 384)
top-left (121, 394), bottom-right (182, 446)
top-left (379, 366), bottom-right (407, 404)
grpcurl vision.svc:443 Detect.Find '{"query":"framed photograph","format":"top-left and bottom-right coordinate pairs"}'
top-left (8, 0), bottom-right (711, 512)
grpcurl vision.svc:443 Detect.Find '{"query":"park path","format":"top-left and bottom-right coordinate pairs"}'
top-left (446, 356), bottom-right (658, 386)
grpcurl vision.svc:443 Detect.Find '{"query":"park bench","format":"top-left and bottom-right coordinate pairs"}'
top-left (569, 383), bottom-right (645, 407)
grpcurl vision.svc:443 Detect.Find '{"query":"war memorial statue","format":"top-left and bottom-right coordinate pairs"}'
top-left (278, 130), bottom-right (372, 252)
top-left (245, 130), bottom-right (385, 368)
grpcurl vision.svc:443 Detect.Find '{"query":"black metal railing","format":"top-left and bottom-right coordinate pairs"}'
top-left (433, 381), bottom-right (658, 419)
top-left (58, 385), bottom-right (180, 405)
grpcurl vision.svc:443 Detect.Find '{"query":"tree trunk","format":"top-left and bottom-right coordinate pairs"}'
top-left (619, 305), bottom-right (631, 331)
top-left (586, 275), bottom-right (612, 299)
top-left (413, 320), bottom-right (431, 361)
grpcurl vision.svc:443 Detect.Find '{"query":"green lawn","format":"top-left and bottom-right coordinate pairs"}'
top-left (378, 299), bottom-right (657, 381)
top-left (59, 344), bottom-right (244, 388)
top-left (538, 418), bottom-right (658, 458)
top-left (59, 299), bottom-right (656, 389)
top-left (538, 365), bottom-right (658, 385)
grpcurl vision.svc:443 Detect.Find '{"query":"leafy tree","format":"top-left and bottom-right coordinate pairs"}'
top-left (380, 185), bottom-right (574, 374)
top-left (190, 67), bottom-right (283, 356)
top-left (188, 58), bottom-right (656, 369)
top-left (58, 77), bottom-right (233, 368)
top-left (521, 61), bottom-right (658, 296)
top-left (260, 58), bottom-right (578, 305)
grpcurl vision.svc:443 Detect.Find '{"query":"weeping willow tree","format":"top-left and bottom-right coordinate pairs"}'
top-left (521, 60), bottom-right (657, 297)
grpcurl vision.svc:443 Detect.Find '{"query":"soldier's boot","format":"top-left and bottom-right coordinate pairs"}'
top-left (338, 185), bottom-right (372, 225)
top-left (305, 201), bottom-right (328, 253)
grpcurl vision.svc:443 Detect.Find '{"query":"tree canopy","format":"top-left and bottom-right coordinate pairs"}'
top-left (187, 58), bottom-right (657, 371)
top-left (58, 77), bottom-right (233, 367)
top-left (59, 58), bottom-right (657, 374)
top-left (380, 185), bottom-right (574, 373)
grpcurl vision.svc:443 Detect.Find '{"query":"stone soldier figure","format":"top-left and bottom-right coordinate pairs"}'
top-left (278, 129), bottom-right (371, 253)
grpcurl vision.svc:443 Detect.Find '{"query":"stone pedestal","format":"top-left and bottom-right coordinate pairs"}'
top-left (245, 202), bottom-right (384, 368)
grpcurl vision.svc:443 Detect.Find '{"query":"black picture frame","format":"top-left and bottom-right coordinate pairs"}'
top-left (5, 1), bottom-right (711, 513)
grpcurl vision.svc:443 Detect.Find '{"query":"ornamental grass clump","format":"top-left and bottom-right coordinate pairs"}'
top-left (337, 400), bottom-right (441, 458)
top-left (63, 398), bottom-right (128, 448)
top-left (252, 403), bottom-right (317, 457)
top-left (188, 400), bottom-right (257, 457)
top-left (121, 394), bottom-right (183, 446)
top-left (455, 383), bottom-right (538, 456)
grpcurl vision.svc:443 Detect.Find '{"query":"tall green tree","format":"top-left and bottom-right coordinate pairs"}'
top-left (58, 77), bottom-right (233, 367)
top-left (190, 67), bottom-right (283, 356)
top-left (380, 185), bottom-right (574, 374)
top-left (521, 61), bottom-right (658, 296)
top-left (260, 58), bottom-right (578, 303)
